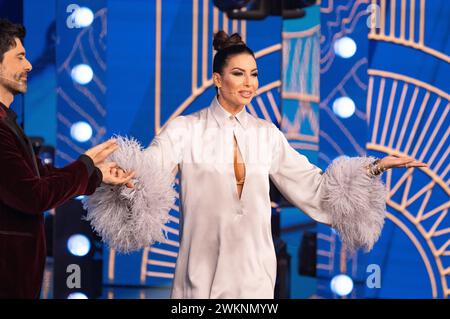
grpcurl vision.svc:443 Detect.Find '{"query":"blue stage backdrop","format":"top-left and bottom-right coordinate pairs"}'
top-left (317, 0), bottom-right (371, 299)
top-left (55, 0), bottom-right (107, 167)
top-left (317, 0), bottom-right (449, 299)
top-left (280, 4), bottom-right (321, 298)
top-left (23, 0), bottom-right (57, 146)
top-left (365, 0), bottom-right (449, 299)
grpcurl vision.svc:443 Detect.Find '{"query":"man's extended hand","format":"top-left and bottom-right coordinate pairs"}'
top-left (97, 162), bottom-right (135, 188)
top-left (84, 139), bottom-right (118, 165)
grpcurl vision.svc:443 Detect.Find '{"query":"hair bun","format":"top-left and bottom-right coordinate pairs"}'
top-left (213, 31), bottom-right (246, 51)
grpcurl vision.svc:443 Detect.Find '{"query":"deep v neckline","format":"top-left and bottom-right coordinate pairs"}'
top-left (233, 133), bottom-right (246, 201)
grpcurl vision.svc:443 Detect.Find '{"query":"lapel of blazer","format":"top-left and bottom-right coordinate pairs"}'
top-left (2, 119), bottom-right (41, 178)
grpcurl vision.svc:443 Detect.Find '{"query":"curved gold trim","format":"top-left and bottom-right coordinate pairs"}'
top-left (140, 247), bottom-right (149, 284)
top-left (282, 92), bottom-right (320, 103)
top-left (320, 0), bottom-right (334, 14)
top-left (108, 248), bottom-right (116, 281)
top-left (385, 211), bottom-right (438, 298)
top-left (267, 91), bottom-right (281, 123)
top-left (368, 34), bottom-right (450, 64)
top-left (254, 44), bottom-right (282, 59)
top-left (368, 69), bottom-right (450, 101)
top-left (370, 0), bottom-right (449, 63)
top-left (282, 25), bottom-right (320, 39)
top-left (368, 144), bottom-right (449, 298)
top-left (148, 259), bottom-right (176, 268)
top-left (380, 80), bottom-right (397, 146)
top-left (257, 80), bottom-right (282, 95)
top-left (147, 271), bottom-right (174, 279)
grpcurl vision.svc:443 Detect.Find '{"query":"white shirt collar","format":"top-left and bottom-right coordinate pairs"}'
top-left (210, 96), bottom-right (249, 129)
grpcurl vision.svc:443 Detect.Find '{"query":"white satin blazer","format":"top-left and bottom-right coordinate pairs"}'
top-left (145, 96), bottom-right (330, 298)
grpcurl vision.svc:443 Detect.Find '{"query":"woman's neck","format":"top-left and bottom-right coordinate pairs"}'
top-left (217, 94), bottom-right (244, 116)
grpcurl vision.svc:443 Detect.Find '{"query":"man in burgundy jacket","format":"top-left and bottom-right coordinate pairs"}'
top-left (0, 19), bottom-right (133, 298)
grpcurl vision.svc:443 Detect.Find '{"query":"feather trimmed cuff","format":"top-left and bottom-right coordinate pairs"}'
top-left (322, 156), bottom-right (388, 252)
top-left (83, 136), bottom-right (177, 253)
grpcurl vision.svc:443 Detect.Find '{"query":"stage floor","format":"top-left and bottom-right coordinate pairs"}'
top-left (40, 257), bottom-right (171, 299)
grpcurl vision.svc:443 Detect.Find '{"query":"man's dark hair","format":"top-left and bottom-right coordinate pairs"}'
top-left (0, 19), bottom-right (26, 63)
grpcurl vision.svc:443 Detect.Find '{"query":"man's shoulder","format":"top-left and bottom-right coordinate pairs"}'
top-left (0, 118), bottom-right (15, 135)
top-left (0, 119), bottom-right (24, 149)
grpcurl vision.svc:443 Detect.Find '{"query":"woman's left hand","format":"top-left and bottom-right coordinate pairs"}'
top-left (379, 155), bottom-right (428, 171)
top-left (97, 162), bottom-right (135, 188)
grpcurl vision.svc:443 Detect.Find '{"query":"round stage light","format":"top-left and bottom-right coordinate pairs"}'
top-left (70, 121), bottom-right (93, 143)
top-left (71, 64), bottom-right (93, 85)
top-left (67, 234), bottom-right (91, 257)
top-left (73, 7), bottom-right (94, 28)
top-left (332, 96), bottom-right (356, 118)
top-left (75, 195), bottom-right (86, 201)
top-left (40, 153), bottom-right (53, 165)
top-left (334, 36), bottom-right (357, 58)
top-left (330, 274), bottom-right (354, 297)
top-left (67, 292), bottom-right (88, 299)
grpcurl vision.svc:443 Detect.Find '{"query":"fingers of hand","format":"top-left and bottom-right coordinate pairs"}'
top-left (118, 168), bottom-right (130, 179)
top-left (111, 168), bottom-right (118, 177)
top-left (106, 161), bottom-right (118, 168)
top-left (99, 144), bottom-right (119, 158)
top-left (86, 140), bottom-right (118, 163)
top-left (87, 139), bottom-right (117, 155)
top-left (108, 170), bottom-right (136, 185)
top-left (386, 155), bottom-right (427, 169)
top-left (402, 160), bottom-right (427, 168)
top-left (100, 139), bottom-right (117, 149)
top-left (409, 160), bottom-right (427, 167)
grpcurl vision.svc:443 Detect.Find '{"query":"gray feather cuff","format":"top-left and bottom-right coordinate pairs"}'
top-left (83, 136), bottom-right (177, 253)
top-left (322, 156), bottom-right (388, 252)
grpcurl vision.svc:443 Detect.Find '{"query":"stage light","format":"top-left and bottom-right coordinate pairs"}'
top-left (330, 274), bottom-right (354, 297)
top-left (67, 292), bottom-right (88, 299)
top-left (334, 36), bottom-right (357, 58)
top-left (67, 234), bottom-right (91, 257)
top-left (70, 121), bottom-right (93, 142)
top-left (75, 195), bottom-right (86, 201)
top-left (73, 7), bottom-right (94, 28)
top-left (54, 200), bottom-right (103, 299)
top-left (332, 96), bottom-right (356, 119)
top-left (71, 64), bottom-right (93, 85)
top-left (40, 151), bottom-right (54, 165)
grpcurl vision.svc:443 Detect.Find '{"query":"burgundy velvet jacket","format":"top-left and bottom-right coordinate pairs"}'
top-left (0, 102), bottom-right (102, 299)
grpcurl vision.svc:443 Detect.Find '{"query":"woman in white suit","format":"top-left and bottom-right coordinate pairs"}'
top-left (84, 31), bottom-right (427, 299)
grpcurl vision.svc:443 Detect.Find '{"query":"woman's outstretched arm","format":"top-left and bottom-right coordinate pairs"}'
top-left (83, 117), bottom-right (187, 253)
top-left (268, 124), bottom-right (425, 252)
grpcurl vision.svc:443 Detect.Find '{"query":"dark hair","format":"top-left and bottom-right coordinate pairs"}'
top-left (0, 19), bottom-right (26, 63)
top-left (212, 31), bottom-right (255, 75)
